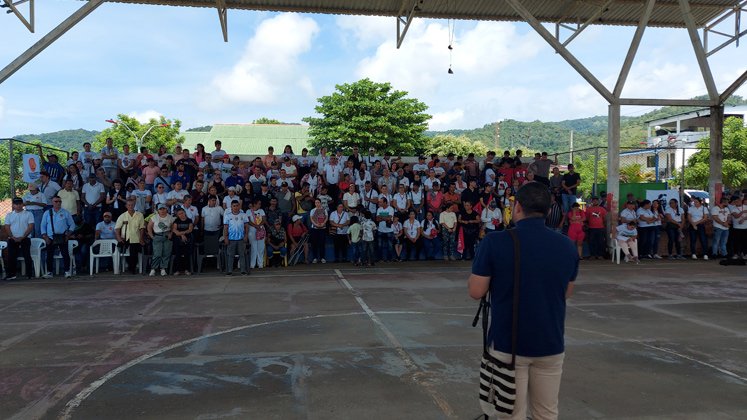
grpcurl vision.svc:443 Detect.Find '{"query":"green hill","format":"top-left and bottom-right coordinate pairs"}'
top-left (428, 95), bottom-right (747, 153)
top-left (13, 129), bottom-right (99, 152)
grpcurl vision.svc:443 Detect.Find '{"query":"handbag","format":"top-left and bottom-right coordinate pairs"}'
top-left (48, 210), bottom-right (67, 245)
top-left (473, 229), bottom-right (521, 418)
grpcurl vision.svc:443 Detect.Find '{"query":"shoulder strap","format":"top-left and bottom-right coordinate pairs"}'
top-left (49, 209), bottom-right (55, 235)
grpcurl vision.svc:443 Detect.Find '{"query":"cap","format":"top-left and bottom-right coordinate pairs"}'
top-left (627, 200), bottom-right (637, 205)
top-left (292, 215), bottom-right (303, 222)
top-left (418, 156), bottom-right (425, 160)
top-left (228, 186), bottom-right (237, 191)
top-left (12, 197), bottom-right (23, 204)
top-left (157, 203), bottom-right (168, 210)
top-left (281, 182), bottom-right (288, 187)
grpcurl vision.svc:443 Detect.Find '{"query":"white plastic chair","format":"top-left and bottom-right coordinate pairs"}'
top-left (90, 239), bottom-right (118, 276)
top-left (54, 240), bottom-right (79, 275)
top-left (22, 238), bottom-right (46, 278)
top-left (611, 238), bottom-right (621, 264)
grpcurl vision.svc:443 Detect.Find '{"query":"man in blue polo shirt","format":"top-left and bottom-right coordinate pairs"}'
top-left (468, 181), bottom-right (577, 420)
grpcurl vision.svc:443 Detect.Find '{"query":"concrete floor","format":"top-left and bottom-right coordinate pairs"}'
top-left (0, 260), bottom-right (746, 419)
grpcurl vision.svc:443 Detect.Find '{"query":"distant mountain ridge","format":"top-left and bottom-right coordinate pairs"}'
top-left (13, 129), bottom-right (99, 152)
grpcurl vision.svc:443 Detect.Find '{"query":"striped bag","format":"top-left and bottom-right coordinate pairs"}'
top-left (474, 229), bottom-right (521, 418)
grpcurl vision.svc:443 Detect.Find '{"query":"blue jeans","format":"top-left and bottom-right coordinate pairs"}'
top-left (423, 237), bottom-right (440, 259)
top-left (29, 209), bottom-right (44, 238)
top-left (362, 240), bottom-right (376, 264)
top-left (378, 232), bottom-right (393, 261)
top-left (689, 224), bottom-right (708, 256)
top-left (561, 194), bottom-right (576, 213)
top-left (712, 228), bottom-right (729, 256)
top-left (350, 242), bottom-right (362, 263)
top-left (84, 206), bottom-right (101, 229)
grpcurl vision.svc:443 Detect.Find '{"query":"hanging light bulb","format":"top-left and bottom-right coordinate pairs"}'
top-left (448, 44), bottom-right (453, 50)
top-left (448, 67), bottom-right (454, 74)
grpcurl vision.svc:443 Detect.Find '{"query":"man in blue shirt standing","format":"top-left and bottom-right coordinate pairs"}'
top-left (468, 182), bottom-right (578, 420)
top-left (41, 196), bottom-right (76, 279)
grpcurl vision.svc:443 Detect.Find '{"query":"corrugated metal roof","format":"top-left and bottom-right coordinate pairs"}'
top-left (182, 123), bottom-right (310, 155)
top-left (106, 0), bottom-right (737, 28)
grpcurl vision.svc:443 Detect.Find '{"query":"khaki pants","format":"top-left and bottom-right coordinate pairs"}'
top-left (489, 349), bottom-right (565, 420)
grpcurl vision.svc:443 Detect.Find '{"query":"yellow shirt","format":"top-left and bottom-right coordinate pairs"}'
top-left (115, 210), bottom-right (145, 243)
top-left (57, 189), bottom-right (80, 215)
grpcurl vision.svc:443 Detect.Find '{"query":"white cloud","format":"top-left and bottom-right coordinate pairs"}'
top-left (206, 13), bottom-right (319, 107)
top-left (128, 110), bottom-right (163, 123)
top-left (351, 20), bottom-right (543, 99)
top-left (429, 109), bottom-right (465, 130)
top-left (335, 15), bottom-right (391, 49)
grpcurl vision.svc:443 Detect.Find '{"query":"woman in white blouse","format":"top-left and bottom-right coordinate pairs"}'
top-left (687, 197), bottom-right (709, 260)
top-left (664, 198), bottom-right (685, 259)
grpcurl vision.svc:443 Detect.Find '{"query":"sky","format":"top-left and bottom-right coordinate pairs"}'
top-left (0, 0), bottom-right (745, 138)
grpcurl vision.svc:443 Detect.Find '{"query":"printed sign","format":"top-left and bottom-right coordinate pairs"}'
top-left (646, 189), bottom-right (680, 212)
top-left (22, 154), bottom-right (41, 183)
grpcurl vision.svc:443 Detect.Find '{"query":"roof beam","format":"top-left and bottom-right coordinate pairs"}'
top-left (619, 98), bottom-right (715, 106)
top-left (680, 0), bottom-right (719, 101)
top-left (614, 0), bottom-right (656, 98)
top-left (0, 0), bottom-right (104, 85)
top-left (561, 0), bottom-right (615, 47)
top-left (396, 0), bottom-right (419, 49)
top-left (216, 0), bottom-right (228, 42)
top-left (703, 0), bottom-right (747, 57)
top-left (720, 69), bottom-right (747, 103)
top-left (2, 0), bottom-right (34, 32)
top-left (505, 0), bottom-right (613, 103)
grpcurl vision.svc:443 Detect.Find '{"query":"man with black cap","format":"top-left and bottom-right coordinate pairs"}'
top-left (4, 198), bottom-right (35, 280)
top-left (37, 145), bottom-right (65, 185)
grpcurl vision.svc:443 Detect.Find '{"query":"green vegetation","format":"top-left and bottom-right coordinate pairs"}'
top-left (304, 78), bottom-right (431, 155)
top-left (426, 134), bottom-right (487, 157)
top-left (13, 129), bottom-right (99, 152)
top-left (186, 125), bottom-right (212, 132)
top-left (252, 117), bottom-right (283, 124)
top-left (677, 117), bottom-right (747, 190)
top-left (94, 114), bottom-right (184, 152)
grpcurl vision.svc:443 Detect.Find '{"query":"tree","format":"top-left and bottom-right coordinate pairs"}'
top-left (426, 134), bottom-right (488, 157)
top-left (679, 117), bottom-right (747, 189)
top-left (253, 117), bottom-right (283, 124)
top-left (0, 139), bottom-right (54, 199)
top-left (303, 78), bottom-right (431, 155)
top-left (94, 114), bottom-right (184, 152)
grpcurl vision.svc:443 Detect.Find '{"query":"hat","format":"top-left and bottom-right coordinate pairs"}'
top-left (228, 186), bottom-right (237, 191)
top-left (157, 203), bottom-right (168, 210)
top-left (626, 200), bottom-right (637, 205)
top-left (292, 215), bottom-right (303, 222)
top-left (281, 182), bottom-right (288, 187)
top-left (12, 197), bottom-right (23, 204)
top-left (274, 218), bottom-right (282, 224)
top-left (418, 156), bottom-right (425, 160)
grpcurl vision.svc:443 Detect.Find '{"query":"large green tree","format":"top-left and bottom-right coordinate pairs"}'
top-left (0, 139), bottom-right (56, 199)
top-left (426, 134), bottom-right (488, 157)
top-left (679, 117), bottom-right (747, 189)
top-left (303, 78), bottom-right (431, 155)
top-left (94, 114), bottom-right (184, 152)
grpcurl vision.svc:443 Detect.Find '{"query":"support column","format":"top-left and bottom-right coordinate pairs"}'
top-left (607, 103), bottom-right (621, 223)
top-left (709, 105), bottom-right (724, 204)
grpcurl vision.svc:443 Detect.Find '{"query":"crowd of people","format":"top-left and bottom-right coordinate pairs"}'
top-left (3, 139), bottom-right (744, 279)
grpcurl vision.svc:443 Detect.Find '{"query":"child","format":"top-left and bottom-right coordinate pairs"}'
top-left (391, 215), bottom-right (404, 262)
top-left (318, 185), bottom-right (333, 212)
top-left (348, 215), bottom-right (363, 266)
top-left (361, 211), bottom-right (378, 267)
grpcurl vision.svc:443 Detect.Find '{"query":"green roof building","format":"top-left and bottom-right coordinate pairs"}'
top-left (182, 124), bottom-right (310, 156)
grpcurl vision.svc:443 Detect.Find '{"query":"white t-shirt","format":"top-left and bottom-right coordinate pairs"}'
top-left (330, 210), bottom-right (350, 235)
top-left (376, 206), bottom-right (395, 233)
top-left (343, 192), bottom-right (360, 209)
top-left (362, 189), bottom-right (379, 213)
top-left (484, 168), bottom-right (496, 187)
top-left (246, 208), bottom-right (266, 237)
top-left (412, 163), bottom-right (429, 173)
top-left (392, 193), bottom-right (409, 211)
top-left (688, 205), bottom-right (707, 224)
top-left (100, 146), bottom-right (119, 168)
top-left (710, 206), bottom-right (730, 230)
top-left (223, 194), bottom-right (240, 209)
top-left (5, 210), bottom-right (34, 237)
top-left (620, 208), bottom-right (637, 223)
top-left (616, 224), bottom-right (637, 241)
top-left (167, 189), bottom-right (189, 204)
top-left (403, 219), bottom-right (421, 239)
top-left (324, 163), bottom-right (342, 185)
top-left (409, 189), bottom-right (423, 207)
top-left (128, 189), bottom-right (152, 213)
top-left (664, 207), bottom-right (682, 224)
top-left (82, 181), bottom-right (106, 207)
top-left (636, 208), bottom-right (654, 228)
top-left (23, 191), bottom-right (47, 210)
top-left (729, 204), bottom-right (747, 229)
top-left (223, 210), bottom-right (247, 240)
top-left (202, 205), bottom-right (225, 232)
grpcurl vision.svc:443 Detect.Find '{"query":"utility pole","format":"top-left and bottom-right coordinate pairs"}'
top-left (569, 130), bottom-right (574, 162)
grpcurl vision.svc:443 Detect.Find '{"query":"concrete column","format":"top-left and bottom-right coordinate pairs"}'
top-left (709, 105), bottom-right (724, 203)
top-left (607, 103), bottom-right (621, 222)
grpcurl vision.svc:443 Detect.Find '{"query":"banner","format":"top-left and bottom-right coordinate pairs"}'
top-left (646, 189), bottom-right (680, 213)
top-left (23, 154), bottom-right (42, 184)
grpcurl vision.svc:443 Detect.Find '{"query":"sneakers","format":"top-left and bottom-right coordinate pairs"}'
top-left (703, 255), bottom-right (709, 261)
top-left (653, 254), bottom-right (662, 259)
top-left (149, 269), bottom-right (156, 277)
top-left (691, 254), bottom-right (698, 260)
top-left (160, 269), bottom-right (167, 276)
top-left (312, 258), bottom-right (318, 264)
top-left (42, 272), bottom-right (53, 279)
top-left (624, 255), bottom-right (630, 263)
top-left (64, 271), bottom-right (72, 279)
top-left (5, 276), bottom-right (16, 281)
top-left (321, 259), bottom-right (327, 264)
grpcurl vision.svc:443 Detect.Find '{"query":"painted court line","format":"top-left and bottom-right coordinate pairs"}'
top-left (334, 269), bottom-right (456, 418)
